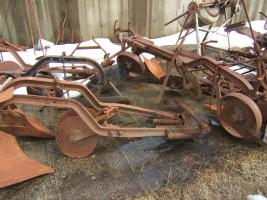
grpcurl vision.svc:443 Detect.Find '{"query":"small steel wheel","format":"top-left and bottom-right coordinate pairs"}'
top-left (218, 93), bottom-right (262, 139)
top-left (117, 52), bottom-right (145, 77)
top-left (56, 109), bottom-right (98, 158)
top-left (183, 70), bottom-right (202, 100)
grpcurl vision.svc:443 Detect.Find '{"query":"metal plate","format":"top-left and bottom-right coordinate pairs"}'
top-left (0, 108), bottom-right (54, 138)
top-left (218, 93), bottom-right (262, 139)
top-left (0, 131), bottom-right (54, 188)
top-left (143, 57), bottom-right (165, 79)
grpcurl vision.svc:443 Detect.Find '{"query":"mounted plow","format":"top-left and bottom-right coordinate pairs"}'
top-left (0, 76), bottom-right (209, 187)
top-left (1, 77), bottom-right (210, 146)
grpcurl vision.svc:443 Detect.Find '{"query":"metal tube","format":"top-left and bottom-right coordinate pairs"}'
top-left (240, 0), bottom-right (264, 76)
top-left (30, 1), bottom-right (44, 55)
top-left (24, 0), bottom-right (36, 55)
top-left (165, 11), bottom-right (188, 26)
top-left (195, 12), bottom-right (201, 55)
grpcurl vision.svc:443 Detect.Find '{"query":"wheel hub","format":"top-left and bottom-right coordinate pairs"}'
top-left (231, 107), bottom-right (245, 124)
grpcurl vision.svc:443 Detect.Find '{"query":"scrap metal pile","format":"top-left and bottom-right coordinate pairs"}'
top-left (1, 0), bottom-right (267, 189)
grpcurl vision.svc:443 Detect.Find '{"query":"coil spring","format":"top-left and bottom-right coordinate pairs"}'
top-left (153, 119), bottom-right (183, 125)
top-left (167, 132), bottom-right (194, 140)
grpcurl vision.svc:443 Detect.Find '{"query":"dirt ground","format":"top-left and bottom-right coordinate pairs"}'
top-left (1, 46), bottom-right (267, 200)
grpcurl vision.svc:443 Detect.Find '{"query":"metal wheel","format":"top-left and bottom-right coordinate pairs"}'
top-left (183, 70), bottom-right (202, 100)
top-left (218, 93), bottom-right (262, 139)
top-left (56, 109), bottom-right (98, 158)
top-left (117, 52), bottom-right (145, 77)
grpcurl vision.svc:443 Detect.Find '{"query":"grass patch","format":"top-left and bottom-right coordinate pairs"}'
top-left (134, 146), bottom-right (267, 200)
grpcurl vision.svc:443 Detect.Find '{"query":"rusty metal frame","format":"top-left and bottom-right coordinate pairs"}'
top-left (0, 77), bottom-right (209, 140)
top-left (107, 1), bottom-right (265, 101)
top-left (102, 0), bottom-right (267, 142)
top-left (0, 45), bottom-right (105, 83)
top-left (0, 45), bottom-right (131, 102)
top-left (114, 33), bottom-right (255, 98)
